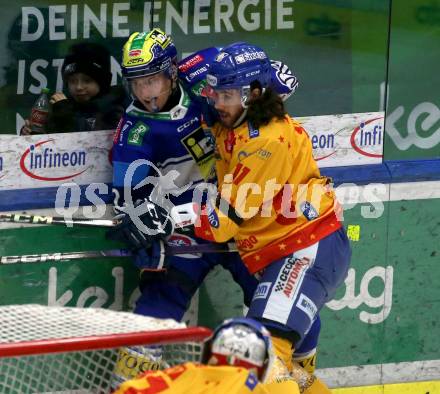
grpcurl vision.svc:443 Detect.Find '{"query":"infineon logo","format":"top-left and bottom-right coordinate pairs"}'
top-left (311, 132), bottom-right (336, 161)
top-left (20, 139), bottom-right (89, 181)
top-left (350, 117), bottom-right (384, 158)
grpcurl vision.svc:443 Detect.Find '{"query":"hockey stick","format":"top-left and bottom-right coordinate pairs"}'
top-left (0, 203), bottom-right (198, 229)
top-left (0, 242), bottom-right (238, 265)
top-left (0, 213), bottom-right (116, 227)
top-left (0, 204), bottom-right (194, 229)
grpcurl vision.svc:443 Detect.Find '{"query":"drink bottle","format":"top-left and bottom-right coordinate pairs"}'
top-left (30, 87), bottom-right (50, 133)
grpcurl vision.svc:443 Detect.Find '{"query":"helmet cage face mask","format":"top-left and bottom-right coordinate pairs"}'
top-left (203, 84), bottom-right (251, 108)
top-left (128, 72), bottom-right (173, 112)
top-left (203, 318), bottom-right (273, 382)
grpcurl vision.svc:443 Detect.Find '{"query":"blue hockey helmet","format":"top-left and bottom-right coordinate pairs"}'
top-left (206, 42), bottom-right (272, 89)
top-left (122, 28), bottom-right (177, 81)
top-left (203, 42), bottom-right (272, 108)
top-left (201, 317), bottom-right (274, 382)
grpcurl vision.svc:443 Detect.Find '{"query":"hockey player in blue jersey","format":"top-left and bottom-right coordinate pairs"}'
top-left (108, 28), bottom-right (316, 387)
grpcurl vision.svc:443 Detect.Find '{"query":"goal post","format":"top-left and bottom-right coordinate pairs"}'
top-left (0, 304), bottom-right (212, 394)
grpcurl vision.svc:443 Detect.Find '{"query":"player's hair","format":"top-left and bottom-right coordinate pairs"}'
top-left (247, 86), bottom-right (286, 129)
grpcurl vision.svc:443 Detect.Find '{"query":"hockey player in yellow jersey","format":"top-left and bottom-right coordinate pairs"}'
top-left (113, 318), bottom-right (299, 394)
top-left (191, 42), bottom-right (351, 393)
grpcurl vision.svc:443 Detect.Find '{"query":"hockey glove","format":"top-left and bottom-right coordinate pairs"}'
top-left (106, 198), bottom-right (174, 250)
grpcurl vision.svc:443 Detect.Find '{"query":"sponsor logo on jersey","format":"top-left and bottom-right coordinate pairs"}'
top-left (181, 127), bottom-right (216, 180)
top-left (237, 235), bottom-right (258, 250)
top-left (274, 257), bottom-right (310, 299)
top-left (19, 139), bottom-right (88, 181)
top-left (191, 80), bottom-right (207, 97)
top-left (113, 119), bottom-right (124, 144)
top-left (300, 201), bottom-right (319, 221)
top-left (127, 122), bottom-right (149, 146)
top-left (179, 54), bottom-right (204, 72)
top-left (181, 127), bottom-right (214, 162)
top-left (296, 293), bottom-right (317, 321)
top-left (237, 148), bottom-right (272, 162)
top-left (168, 235), bottom-right (192, 247)
top-left (248, 123), bottom-right (260, 139)
top-left (177, 117), bottom-right (199, 132)
top-left (206, 200), bottom-right (219, 228)
top-left (245, 372), bottom-right (259, 390)
top-left (167, 234), bottom-right (200, 259)
top-left (113, 347), bottom-right (164, 381)
top-left (252, 282), bottom-right (271, 301)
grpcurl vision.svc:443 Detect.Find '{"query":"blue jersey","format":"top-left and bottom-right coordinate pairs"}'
top-left (112, 84), bottom-right (215, 206)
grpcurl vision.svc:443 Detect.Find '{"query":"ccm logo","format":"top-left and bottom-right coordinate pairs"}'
top-left (177, 117), bottom-right (199, 132)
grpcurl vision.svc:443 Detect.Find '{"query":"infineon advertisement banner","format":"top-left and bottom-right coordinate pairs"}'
top-left (0, 112), bottom-right (384, 196)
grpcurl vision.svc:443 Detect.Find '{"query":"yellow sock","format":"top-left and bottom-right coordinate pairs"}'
top-left (293, 349), bottom-right (317, 374)
top-left (269, 336), bottom-right (331, 393)
top-left (302, 376), bottom-right (332, 394)
top-left (271, 336), bottom-right (295, 370)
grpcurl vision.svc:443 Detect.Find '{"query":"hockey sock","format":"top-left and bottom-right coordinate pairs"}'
top-left (110, 346), bottom-right (166, 391)
top-left (272, 336), bottom-right (294, 370)
top-left (293, 349), bottom-right (317, 374)
top-left (270, 337), bottom-right (330, 393)
top-left (302, 375), bottom-right (332, 394)
top-left (265, 336), bottom-right (295, 383)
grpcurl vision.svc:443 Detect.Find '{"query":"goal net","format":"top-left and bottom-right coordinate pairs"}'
top-left (0, 304), bottom-right (212, 394)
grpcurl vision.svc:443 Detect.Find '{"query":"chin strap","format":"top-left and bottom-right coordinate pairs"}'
top-left (233, 107), bottom-right (248, 128)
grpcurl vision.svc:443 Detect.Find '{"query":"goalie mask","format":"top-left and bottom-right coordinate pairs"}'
top-left (122, 28), bottom-right (178, 112)
top-left (202, 317), bottom-right (273, 382)
top-left (202, 42), bottom-right (272, 109)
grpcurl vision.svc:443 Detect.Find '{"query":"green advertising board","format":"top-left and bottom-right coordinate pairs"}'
top-left (384, 0), bottom-right (440, 160)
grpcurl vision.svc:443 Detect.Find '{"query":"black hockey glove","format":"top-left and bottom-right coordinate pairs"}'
top-left (106, 198), bottom-right (174, 250)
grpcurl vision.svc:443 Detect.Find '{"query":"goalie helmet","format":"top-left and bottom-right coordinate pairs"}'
top-left (203, 42), bottom-right (272, 108)
top-left (121, 28), bottom-right (177, 81)
top-left (202, 317), bottom-right (273, 382)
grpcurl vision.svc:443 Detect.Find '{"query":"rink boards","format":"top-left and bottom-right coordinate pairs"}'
top-left (0, 113), bottom-right (439, 389)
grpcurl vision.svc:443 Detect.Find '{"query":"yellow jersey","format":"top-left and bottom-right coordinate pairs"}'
top-left (113, 362), bottom-right (299, 394)
top-left (195, 116), bottom-right (342, 274)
